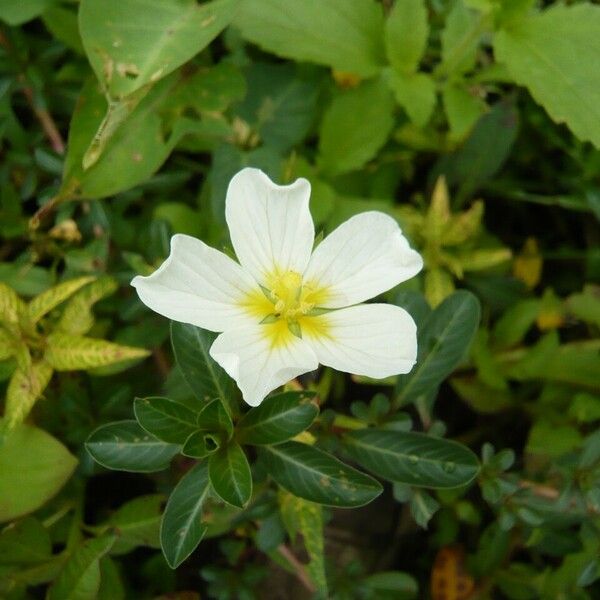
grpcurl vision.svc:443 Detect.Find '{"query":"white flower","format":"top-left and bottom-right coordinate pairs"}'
top-left (132, 168), bottom-right (423, 407)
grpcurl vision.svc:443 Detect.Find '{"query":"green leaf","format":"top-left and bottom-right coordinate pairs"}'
top-left (134, 397), bottom-right (199, 444)
top-left (385, 0), bottom-right (428, 74)
top-left (79, 0), bottom-right (240, 98)
top-left (27, 276), bottom-right (94, 324)
top-left (208, 442), bottom-right (252, 508)
top-left (0, 517), bottom-right (52, 565)
top-left (97, 557), bottom-right (126, 600)
top-left (0, 424), bottom-right (77, 523)
top-left (196, 397), bottom-right (233, 438)
top-left (47, 535), bottom-right (116, 600)
top-left (440, 1), bottom-right (481, 77)
top-left (0, 0), bottom-right (54, 26)
top-left (182, 431), bottom-right (221, 459)
top-left (259, 441), bottom-right (382, 508)
top-left (396, 290), bottom-right (481, 406)
top-left (318, 79), bottom-right (395, 175)
top-left (279, 493), bottom-right (327, 596)
top-left (42, 4), bottom-right (84, 54)
top-left (0, 281), bottom-right (25, 325)
top-left (387, 71), bottom-right (436, 128)
top-left (3, 361), bottom-right (53, 431)
top-left (409, 489), bottom-right (440, 528)
top-left (171, 322), bottom-right (234, 406)
top-left (237, 391), bottom-right (319, 445)
top-left (443, 83), bottom-right (487, 140)
top-left (494, 3), bottom-right (600, 148)
top-left (363, 571), bottom-right (418, 600)
top-left (343, 429), bottom-right (480, 488)
top-left (85, 420), bottom-right (179, 473)
top-left (108, 495), bottom-right (163, 553)
top-left (56, 276), bottom-right (118, 336)
top-left (45, 333), bottom-right (149, 371)
top-left (234, 0), bottom-right (385, 77)
top-left (160, 462), bottom-right (211, 569)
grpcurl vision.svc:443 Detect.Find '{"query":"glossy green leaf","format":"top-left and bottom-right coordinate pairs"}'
top-left (318, 79), bottom-right (395, 175)
top-left (209, 442), bottom-right (252, 508)
top-left (79, 0), bottom-right (240, 98)
top-left (171, 322), bottom-right (234, 406)
top-left (237, 391), bottom-right (318, 445)
top-left (182, 431), bottom-right (221, 459)
top-left (0, 424), bottom-right (77, 523)
top-left (47, 535), bottom-right (116, 600)
top-left (260, 441), bottom-right (382, 508)
top-left (235, 0), bottom-right (385, 77)
top-left (196, 397), bottom-right (233, 438)
top-left (396, 291), bottom-right (480, 406)
top-left (494, 3), bottom-right (600, 148)
top-left (134, 396), bottom-right (199, 444)
top-left (85, 420), bottom-right (179, 473)
top-left (160, 462), bottom-right (211, 569)
top-left (343, 429), bottom-right (480, 488)
top-left (385, 0), bottom-right (428, 74)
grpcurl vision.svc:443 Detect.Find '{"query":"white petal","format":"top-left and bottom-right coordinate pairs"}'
top-left (209, 324), bottom-right (318, 407)
top-left (304, 212), bottom-right (423, 307)
top-left (131, 234), bottom-right (258, 332)
top-left (305, 304), bottom-right (417, 378)
top-left (225, 168), bottom-right (314, 284)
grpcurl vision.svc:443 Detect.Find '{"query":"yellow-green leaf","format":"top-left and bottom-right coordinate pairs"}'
top-left (442, 200), bottom-right (483, 246)
top-left (0, 282), bottom-right (25, 325)
top-left (425, 176), bottom-right (451, 242)
top-left (44, 333), bottom-right (149, 371)
top-left (4, 361), bottom-right (54, 431)
top-left (0, 327), bottom-right (15, 361)
top-left (279, 492), bottom-right (327, 596)
top-left (459, 248), bottom-right (512, 271)
top-left (27, 277), bottom-right (95, 324)
top-left (57, 277), bottom-right (119, 336)
top-left (425, 268), bottom-right (455, 307)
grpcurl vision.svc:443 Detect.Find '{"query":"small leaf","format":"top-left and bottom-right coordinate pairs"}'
top-left (0, 424), bottom-right (77, 523)
top-left (259, 441), bottom-right (382, 508)
top-left (0, 282), bottom-right (25, 325)
top-left (0, 517), bottom-right (52, 565)
top-left (0, 327), bottom-right (15, 361)
top-left (196, 397), bottom-right (233, 439)
top-left (108, 495), bottom-right (164, 552)
top-left (440, 1), bottom-right (481, 76)
top-left (57, 276), bottom-right (118, 336)
top-left (209, 442), bottom-right (252, 508)
top-left (134, 397), bottom-right (199, 444)
top-left (47, 534), bottom-right (116, 600)
top-left (85, 421), bottom-right (179, 473)
top-left (182, 431), bottom-right (221, 459)
top-left (387, 71), bottom-right (436, 128)
top-left (27, 277), bottom-right (94, 324)
top-left (171, 322), bottom-right (234, 406)
top-left (396, 291), bottom-right (481, 405)
top-left (343, 429), bottom-right (480, 488)
top-left (3, 361), bottom-right (53, 431)
top-left (385, 0), bottom-right (428, 74)
top-left (45, 333), bottom-right (149, 371)
top-left (318, 79), bottom-right (395, 175)
top-left (160, 462), bottom-right (211, 569)
top-left (237, 391), bottom-right (319, 445)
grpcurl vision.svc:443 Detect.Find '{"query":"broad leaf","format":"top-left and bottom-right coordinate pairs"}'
top-left (494, 3), bottom-right (600, 148)
top-left (260, 441), bottom-right (382, 508)
top-left (235, 0), bottom-right (385, 77)
top-left (0, 0), bottom-right (54, 26)
top-left (45, 333), bottom-right (149, 371)
top-left (318, 79), bottom-right (395, 175)
top-left (0, 424), bottom-right (77, 523)
top-left (182, 431), bottom-right (221, 459)
top-left (237, 391), bottom-right (319, 445)
top-left (196, 397), bottom-right (233, 438)
top-left (209, 442), bottom-right (252, 508)
top-left (85, 420), bottom-right (179, 473)
top-left (343, 429), bottom-right (480, 488)
top-left (171, 322), bottom-right (234, 405)
top-left (385, 0), bottom-right (428, 74)
top-left (79, 0), bottom-right (240, 98)
top-left (160, 462), bottom-right (211, 568)
top-left (134, 396), bottom-right (199, 444)
top-left (27, 276), bottom-right (94, 324)
top-left (47, 535), bottom-right (116, 600)
top-left (396, 291), bottom-right (480, 406)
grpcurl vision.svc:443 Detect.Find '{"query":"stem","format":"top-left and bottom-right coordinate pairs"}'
top-left (277, 544), bottom-right (316, 594)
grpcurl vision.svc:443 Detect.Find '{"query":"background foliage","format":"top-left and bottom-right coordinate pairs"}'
top-left (1, 0), bottom-right (599, 598)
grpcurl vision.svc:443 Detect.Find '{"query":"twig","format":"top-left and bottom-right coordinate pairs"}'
top-left (277, 544), bottom-right (316, 594)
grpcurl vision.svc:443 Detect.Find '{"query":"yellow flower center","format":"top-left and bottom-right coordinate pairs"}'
top-left (241, 270), bottom-right (331, 346)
